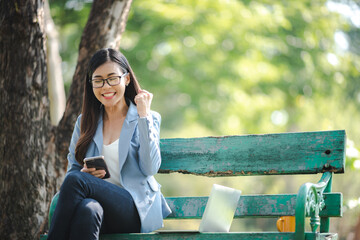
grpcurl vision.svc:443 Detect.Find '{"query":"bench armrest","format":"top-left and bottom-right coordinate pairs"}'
top-left (294, 171), bottom-right (333, 240)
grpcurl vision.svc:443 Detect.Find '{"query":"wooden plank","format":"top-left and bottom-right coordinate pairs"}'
top-left (100, 232), bottom-right (294, 240)
top-left (41, 232), bottom-right (338, 240)
top-left (165, 193), bottom-right (342, 219)
top-left (159, 130), bottom-right (345, 176)
top-left (97, 232), bottom-right (337, 240)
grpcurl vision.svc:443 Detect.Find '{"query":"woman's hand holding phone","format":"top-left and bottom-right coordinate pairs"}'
top-left (81, 156), bottom-right (110, 179)
top-left (81, 164), bottom-right (106, 179)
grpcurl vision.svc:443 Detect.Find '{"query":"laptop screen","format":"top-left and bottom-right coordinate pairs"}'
top-left (199, 184), bottom-right (241, 232)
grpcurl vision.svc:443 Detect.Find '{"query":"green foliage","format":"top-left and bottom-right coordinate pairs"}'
top-left (50, 0), bottom-right (360, 142)
top-left (49, 0), bottom-right (92, 92)
top-left (119, 0), bottom-right (360, 144)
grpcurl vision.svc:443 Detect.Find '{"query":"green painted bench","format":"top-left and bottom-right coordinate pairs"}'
top-left (41, 130), bottom-right (345, 240)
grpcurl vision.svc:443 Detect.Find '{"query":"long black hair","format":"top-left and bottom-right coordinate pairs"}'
top-left (75, 48), bottom-right (141, 165)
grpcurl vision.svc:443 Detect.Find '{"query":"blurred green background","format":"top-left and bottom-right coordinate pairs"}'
top-left (50, 0), bottom-right (360, 238)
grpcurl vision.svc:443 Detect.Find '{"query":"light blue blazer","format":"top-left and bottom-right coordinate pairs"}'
top-left (66, 101), bottom-right (171, 233)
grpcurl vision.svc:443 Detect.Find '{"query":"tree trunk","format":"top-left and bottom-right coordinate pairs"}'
top-left (44, 0), bottom-right (66, 126)
top-left (0, 0), bottom-right (54, 239)
top-left (0, 0), bottom-right (133, 238)
top-left (354, 213), bottom-right (360, 240)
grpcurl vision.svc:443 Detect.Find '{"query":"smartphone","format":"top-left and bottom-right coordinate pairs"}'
top-left (83, 155), bottom-right (111, 179)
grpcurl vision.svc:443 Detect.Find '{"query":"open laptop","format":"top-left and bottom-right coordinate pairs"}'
top-left (198, 184), bottom-right (241, 232)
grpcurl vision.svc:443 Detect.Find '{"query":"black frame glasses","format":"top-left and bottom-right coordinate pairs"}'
top-left (90, 72), bottom-right (129, 88)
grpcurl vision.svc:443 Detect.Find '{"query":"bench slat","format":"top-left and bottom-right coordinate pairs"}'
top-left (159, 130), bottom-right (345, 176)
top-left (40, 232), bottom-right (338, 240)
top-left (165, 193), bottom-right (342, 218)
top-left (97, 232), bottom-right (338, 240)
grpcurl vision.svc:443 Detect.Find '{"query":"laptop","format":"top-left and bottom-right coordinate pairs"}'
top-left (198, 184), bottom-right (241, 232)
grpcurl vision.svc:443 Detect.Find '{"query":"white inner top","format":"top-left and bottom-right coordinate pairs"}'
top-left (102, 139), bottom-right (122, 187)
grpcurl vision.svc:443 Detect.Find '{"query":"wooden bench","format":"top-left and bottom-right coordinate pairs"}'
top-left (41, 130), bottom-right (345, 240)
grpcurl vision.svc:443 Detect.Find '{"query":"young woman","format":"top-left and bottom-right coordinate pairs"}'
top-left (48, 48), bottom-right (171, 240)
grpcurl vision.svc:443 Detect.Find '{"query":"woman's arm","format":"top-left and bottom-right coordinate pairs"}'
top-left (138, 111), bottom-right (162, 176)
top-left (66, 115), bottom-right (83, 174)
top-left (135, 89), bottom-right (162, 176)
top-left (67, 115), bottom-right (107, 178)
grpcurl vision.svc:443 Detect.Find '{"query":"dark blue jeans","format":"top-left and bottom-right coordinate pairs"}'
top-left (48, 171), bottom-right (141, 240)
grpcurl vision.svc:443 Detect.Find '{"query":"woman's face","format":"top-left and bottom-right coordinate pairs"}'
top-left (92, 61), bottom-right (130, 108)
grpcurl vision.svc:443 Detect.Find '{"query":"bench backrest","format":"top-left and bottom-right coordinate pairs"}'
top-left (158, 130), bottom-right (345, 220)
top-left (159, 130), bottom-right (346, 176)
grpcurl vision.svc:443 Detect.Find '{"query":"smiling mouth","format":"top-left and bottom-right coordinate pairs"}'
top-left (102, 92), bottom-right (116, 98)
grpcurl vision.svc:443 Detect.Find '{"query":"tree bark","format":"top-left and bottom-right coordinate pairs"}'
top-left (354, 213), bottom-right (360, 240)
top-left (44, 0), bottom-right (66, 126)
top-left (0, 0), bottom-right (54, 239)
top-left (0, 0), bottom-right (133, 238)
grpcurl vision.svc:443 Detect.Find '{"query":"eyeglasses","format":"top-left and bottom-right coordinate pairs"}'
top-left (90, 72), bottom-right (129, 88)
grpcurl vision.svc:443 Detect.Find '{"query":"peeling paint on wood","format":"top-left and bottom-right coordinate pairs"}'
top-left (95, 232), bottom-right (338, 240)
top-left (165, 193), bottom-right (341, 219)
top-left (41, 231), bottom-right (338, 240)
top-left (159, 130), bottom-right (346, 176)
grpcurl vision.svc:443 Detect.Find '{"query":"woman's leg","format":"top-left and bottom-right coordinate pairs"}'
top-left (69, 198), bottom-right (103, 240)
top-left (99, 188), bottom-right (140, 234)
top-left (48, 171), bottom-right (140, 240)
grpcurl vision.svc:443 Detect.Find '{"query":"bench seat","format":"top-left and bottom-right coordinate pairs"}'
top-left (41, 232), bottom-right (337, 240)
top-left (97, 232), bottom-right (338, 240)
